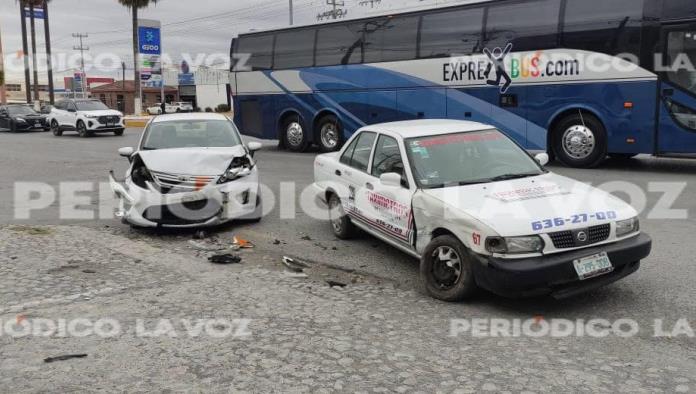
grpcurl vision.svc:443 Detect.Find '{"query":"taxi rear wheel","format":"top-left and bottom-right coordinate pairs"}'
top-left (328, 194), bottom-right (355, 239)
top-left (421, 235), bottom-right (477, 302)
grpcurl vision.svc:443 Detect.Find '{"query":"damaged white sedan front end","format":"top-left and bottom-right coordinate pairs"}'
top-left (109, 114), bottom-right (263, 228)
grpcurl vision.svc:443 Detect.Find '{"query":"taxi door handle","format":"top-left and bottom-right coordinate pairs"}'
top-left (365, 182), bottom-right (374, 191)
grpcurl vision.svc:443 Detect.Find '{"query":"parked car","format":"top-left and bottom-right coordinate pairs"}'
top-left (0, 104), bottom-right (50, 132)
top-left (312, 120), bottom-right (652, 301)
top-left (109, 113), bottom-right (263, 228)
top-left (146, 103), bottom-right (176, 115)
top-left (171, 102), bottom-right (194, 113)
top-left (47, 99), bottom-right (125, 137)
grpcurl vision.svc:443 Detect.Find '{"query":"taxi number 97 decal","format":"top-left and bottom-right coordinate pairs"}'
top-left (531, 211), bottom-right (617, 231)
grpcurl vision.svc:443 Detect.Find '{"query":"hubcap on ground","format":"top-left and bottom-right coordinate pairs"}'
top-left (320, 123), bottom-right (339, 149)
top-left (286, 122), bottom-right (304, 147)
top-left (431, 246), bottom-right (462, 290)
top-left (562, 125), bottom-right (596, 160)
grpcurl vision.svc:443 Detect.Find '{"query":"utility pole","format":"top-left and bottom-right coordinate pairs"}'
top-left (0, 24), bottom-right (6, 105)
top-left (20, 5), bottom-right (31, 103)
top-left (289, 0), bottom-right (294, 25)
top-left (72, 33), bottom-right (89, 99)
top-left (29, 6), bottom-right (40, 104)
top-left (43, 0), bottom-right (55, 105)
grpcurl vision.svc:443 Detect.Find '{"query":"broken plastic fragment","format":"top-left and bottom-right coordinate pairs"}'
top-left (208, 254), bottom-right (242, 265)
top-left (233, 236), bottom-right (255, 249)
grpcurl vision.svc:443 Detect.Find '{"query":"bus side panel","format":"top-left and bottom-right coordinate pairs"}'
top-left (396, 88), bottom-right (447, 120)
top-left (526, 81), bottom-right (657, 154)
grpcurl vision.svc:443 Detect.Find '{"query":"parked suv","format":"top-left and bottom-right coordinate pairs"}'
top-left (171, 102), bottom-right (194, 113)
top-left (48, 99), bottom-right (125, 137)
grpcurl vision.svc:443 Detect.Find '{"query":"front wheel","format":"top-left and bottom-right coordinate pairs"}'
top-left (316, 115), bottom-right (343, 153)
top-left (77, 121), bottom-right (91, 138)
top-left (420, 235), bottom-right (477, 302)
top-left (9, 120), bottom-right (17, 133)
top-left (282, 115), bottom-right (309, 152)
top-left (114, 128), bottom-right (125, 136)
top-left (552, 113), bottom-right (607, 168)
top-left (51, 120), bottom-right (63, 136)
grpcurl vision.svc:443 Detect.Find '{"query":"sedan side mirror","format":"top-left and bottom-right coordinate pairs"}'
top-left (118, 147), bottom-right (134, 158)
top-left (534, 153), bottom-right (550, 167)
top-left (247, 141), bottom-right (262, 157)
top-left (379, 172), bottom-right (402, 188)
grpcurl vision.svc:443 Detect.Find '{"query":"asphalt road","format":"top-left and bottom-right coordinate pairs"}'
top-left (1, 127), bottom-right (695, 379)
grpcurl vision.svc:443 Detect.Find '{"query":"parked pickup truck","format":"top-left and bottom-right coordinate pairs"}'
top-left (311, 120), bottom-right (652, 301)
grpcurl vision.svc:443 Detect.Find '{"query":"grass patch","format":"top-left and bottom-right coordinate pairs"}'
top-left (9, 226), bottom-right (53, 236)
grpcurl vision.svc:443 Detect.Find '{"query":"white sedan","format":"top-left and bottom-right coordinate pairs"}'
top-left (146, 103), bottom-right (176, 115)
top-left (109, 113), bottom-right (263, 228)
top-left (312, 120), bottom-right (652, 301)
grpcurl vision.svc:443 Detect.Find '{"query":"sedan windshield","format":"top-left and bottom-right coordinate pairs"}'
top-left (405, 130), bottom-right (544, 188)
top-left (141, 120), bottom-right (242, 150)
top-left (7, 106), bottom-right (38, 116)
top-left (75, 100), bottom-right (109, 111)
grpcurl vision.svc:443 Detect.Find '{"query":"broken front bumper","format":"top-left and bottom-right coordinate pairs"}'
top-left (108, 171), bottom-right (260, 228)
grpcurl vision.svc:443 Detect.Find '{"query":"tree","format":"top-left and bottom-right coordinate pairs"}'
top-left (118, 0), bottom-right (158, 114)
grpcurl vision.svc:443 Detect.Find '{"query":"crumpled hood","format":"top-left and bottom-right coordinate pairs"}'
top-left (138, 146), bottom-right (247, 176)
top-left (422, 172), bottom-right (637, 236)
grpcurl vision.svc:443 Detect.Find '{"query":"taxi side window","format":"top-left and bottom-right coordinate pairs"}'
top-left (372, 135), bottom-right (407, 187)
top-left (340, 131), bottom-right (376, 172)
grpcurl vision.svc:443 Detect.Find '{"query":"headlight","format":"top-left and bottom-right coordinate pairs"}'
top-left (130, 157), bottom-right (154, 189)
top-left (616, 217), bottom-right (640, 237)
top-left (486, 236), bottom-right (545, 254)
top-left (217, 156), bottom-right (253, 184)
top-left (16, 117), bottom-right (26, 123)
top-left (85, 114), bottom-right (99, 119)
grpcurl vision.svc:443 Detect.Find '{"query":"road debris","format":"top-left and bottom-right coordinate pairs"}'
top-left (283, 271), bottom-right (308, 279)
top-left (188, 240), bottom-right (229, 252)
top-left (44, 354), bottom-right (88, 363)
top-left (326, 280), bottom-right (348, 288)
top-left (282, 256), bottom-right (310, 273)
top-left (233, 236), bottom-right (255, 249)
top-left (208, 254), bottom-right (242, 265)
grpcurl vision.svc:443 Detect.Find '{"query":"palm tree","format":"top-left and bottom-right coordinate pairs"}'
top-left (118, 0), bottom-right (158, 114)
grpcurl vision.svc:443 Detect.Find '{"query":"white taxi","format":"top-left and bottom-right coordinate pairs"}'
top-left (312, 120), bottom-right (652, 301)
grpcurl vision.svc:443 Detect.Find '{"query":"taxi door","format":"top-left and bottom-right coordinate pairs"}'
top-left (353, 133), bottom-right (417, 247)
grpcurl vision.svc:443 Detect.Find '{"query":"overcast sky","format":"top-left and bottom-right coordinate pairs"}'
top-left (0, 0), bottom-right (475, 86)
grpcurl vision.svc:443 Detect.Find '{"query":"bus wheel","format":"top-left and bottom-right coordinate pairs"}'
top-left (282, 115), bottom-right (309, 152)
top-left (317, 115), bottom-right (342, 152)
top-left (552, 113), bottom-right (607, 168)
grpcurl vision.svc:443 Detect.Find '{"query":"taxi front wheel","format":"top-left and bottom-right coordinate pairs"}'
top-left (421, 235), bottom-right (477, 302)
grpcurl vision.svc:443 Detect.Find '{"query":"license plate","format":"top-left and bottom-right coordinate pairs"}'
top-left (107, 122), bottom-right (115, 127)
top-left (35, 122), bottom-right (41, 127)
top-left (573, 252), bottom-right (614, 280)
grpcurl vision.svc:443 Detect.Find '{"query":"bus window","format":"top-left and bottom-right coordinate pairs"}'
top-left (316, 23), bottom-right (364, 66)
top-left (484, 0), bottom-right (561, 51)
top-left (665, 30), bottom-right (696, 95)
top-left (563, 0), bottom-right (643, 56)
top-left (363, 16), bottom-right (419, 63)
top-left (664, 0), bottom-right (696, 20)
top-left (274, 28), bottom-right (317, 69)
top-left (236, 34), bottom-right (274, 71)
top-left (419, 7), bottom-right (484, 58)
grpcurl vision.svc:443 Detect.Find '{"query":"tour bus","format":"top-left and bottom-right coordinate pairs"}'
top-left (230, 0), bottom-right (696, 168)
